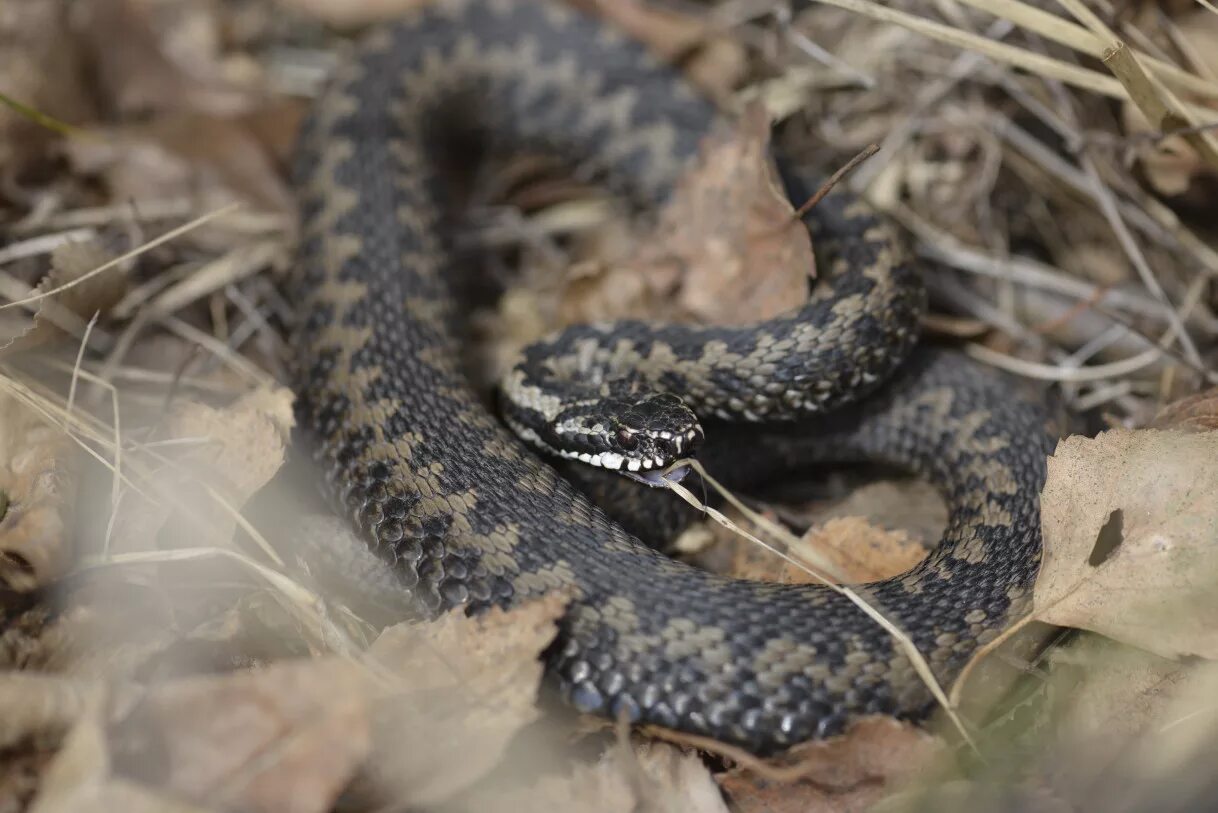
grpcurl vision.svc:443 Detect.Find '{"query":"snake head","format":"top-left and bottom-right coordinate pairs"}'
top-left (548, 392), bottom-right (704, 482)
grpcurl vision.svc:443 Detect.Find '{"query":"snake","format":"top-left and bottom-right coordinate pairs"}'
top-left (288, 0), bottom-right (1053, 753)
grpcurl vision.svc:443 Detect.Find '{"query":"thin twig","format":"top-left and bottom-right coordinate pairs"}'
top-left (792, 143), bottom-right (880, 220)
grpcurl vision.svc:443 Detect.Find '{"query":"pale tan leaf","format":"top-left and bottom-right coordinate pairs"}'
top-left (360, 593), bottom-right (568, 806)
top-left (1035, 429), bottom-right (1218, 659)
top-left (109, 386), bottom-right (293, 552)
top-left (456, 739), bottom-right (728, 813)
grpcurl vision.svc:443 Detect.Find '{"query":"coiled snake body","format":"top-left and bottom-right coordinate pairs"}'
top-left (290, 0), bottom-right (1052, 752)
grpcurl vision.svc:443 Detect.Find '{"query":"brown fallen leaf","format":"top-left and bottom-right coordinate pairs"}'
top-left (1035, 429), bottom-right (1218, 659)
top-left (359, 593), bottom-right (568, 807)
top-left (0, 394), bottom-right (78, 590)
top-left (789, 517), bottom-right (926, 584)
top-left (726, 516), bottom-right (924, 586)
top-left (74, 0), bottom-right (254, 117)
top-left (455, 738), bottom-right (728, 813)
top-left (0, 0), bottom-right (95, 167)
top-left (0, 239), bottom-right (126, 358)
top-left (1151, 387), bottom-right (1218, 432)
top-left (109, 658), bottom-right (370, 813)
top-left (716, 717), bottom-right (943, 813)
top-left (67, 114), bottom-right (295, 216)
top-left (559, 103), bottom-right (812, 330)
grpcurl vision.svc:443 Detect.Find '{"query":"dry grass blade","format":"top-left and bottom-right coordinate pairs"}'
top-left (955, 0), bottom-right (1218, 100)
top-left (1052, 0), bottom-right (1218, 171)
top-left (74, 547), bottom-right (364, 659)
top-left (662, 462), bottom-right (979, 753)
top-left (0, 202), bottom-right (242, 313)
top-left (812, 0), bottom-right (1216, 120)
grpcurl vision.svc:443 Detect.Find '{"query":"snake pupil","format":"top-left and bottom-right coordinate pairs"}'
top-left (616, 428), bottom-right (638, 450)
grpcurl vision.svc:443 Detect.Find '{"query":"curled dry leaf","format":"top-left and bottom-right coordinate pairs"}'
top-left (559, 103), bottom-right (811, 329)
top-left (717, 717), bottom-right (943, 813)
top-left (0, 239), bottom-right (126, 358)
top-left (0, 394), bottom-right (77, 590)
top-left (360, 593), bottom-right (568, 807)
top-left (1035, 429), bottom-right (1218, 659)
top-left (108, 386), bottom-right (293, 552)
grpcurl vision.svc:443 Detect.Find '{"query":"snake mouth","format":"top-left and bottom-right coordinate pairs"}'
top-left (555, 426), bottom-right (703, 474)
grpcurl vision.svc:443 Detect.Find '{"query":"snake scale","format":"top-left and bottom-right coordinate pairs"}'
top-left (289, 0), bottom-right (1053, 753)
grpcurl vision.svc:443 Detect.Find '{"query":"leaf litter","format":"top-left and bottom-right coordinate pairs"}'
top-left (1, 0), bottom-right (1218, 810)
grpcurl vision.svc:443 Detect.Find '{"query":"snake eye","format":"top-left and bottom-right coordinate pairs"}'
top-left (615, 428), bottom-right (638, 450)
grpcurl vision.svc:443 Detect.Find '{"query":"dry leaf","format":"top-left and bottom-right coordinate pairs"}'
top-left (874, 781), bottom-right (1072, 813)
top-left (1151, 388), bottom-right (1218, 432)
top-left (360, 594), bottom-right (568, 806)
top-left (717, 717), bottom-right (943, 813)
top-left (67, 114), bottom-right (294, 215)
top-left (109, 658), bottom-right (370, 813)
top-left (987, 636), bottom-right (1218, 812)
top-left (789, 517), bottom-right (926, 584)
top-left (560, 103), bottom-right (811, 329)
top-left (726, 516), bottom-right (923, 585)
top-left (0, 239), bottom-right (126, 358)
top-left (0, 0), bottom-right (95, 166)
top-left (108, 386), bottom-right (293, 552)
top-left (75, 0), bottom-right (253, 117)
top-left (0, 394), bottom-right (78, 590)
top-left (456, 739), bottom-right (728, 813)
top-left (0, 674), bottom-right (103, 750)
top-left (1035, 429), bottom-right (1218, 659)
top-left (35, 779), bottom-right (216, 813)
